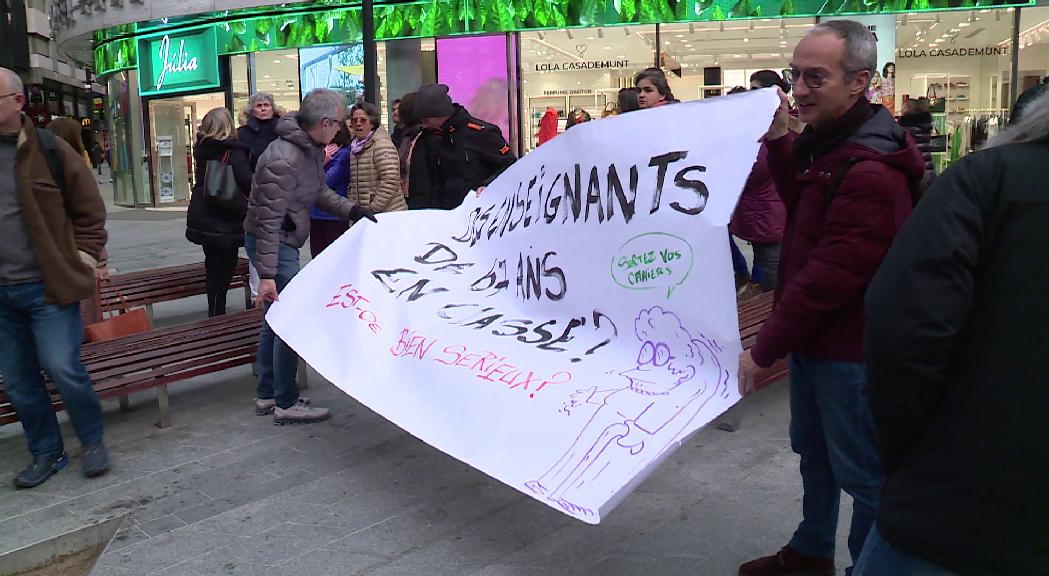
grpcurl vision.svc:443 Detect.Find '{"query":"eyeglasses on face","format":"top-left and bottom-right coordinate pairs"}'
top-left (0, 92), bottom-right (19, 100)
top-left (782, 67), bottom-right (866, 89)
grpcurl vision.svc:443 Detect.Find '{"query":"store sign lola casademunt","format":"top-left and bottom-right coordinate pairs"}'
top-left (137, 28), bottom-right (220, 96)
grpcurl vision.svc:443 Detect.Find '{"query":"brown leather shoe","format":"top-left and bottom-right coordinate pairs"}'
top-left (738, 546), bottom-right (835, 576)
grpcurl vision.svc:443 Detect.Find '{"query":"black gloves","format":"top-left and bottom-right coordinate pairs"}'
top-left (349, 204), bottom-right (378, 223)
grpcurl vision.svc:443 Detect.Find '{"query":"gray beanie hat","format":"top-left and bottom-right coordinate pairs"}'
top-left (414, 83), bottom-right (455, 119)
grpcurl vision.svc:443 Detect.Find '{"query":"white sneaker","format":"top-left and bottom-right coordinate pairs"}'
top-left (273, 403), bottom-right (330, 425)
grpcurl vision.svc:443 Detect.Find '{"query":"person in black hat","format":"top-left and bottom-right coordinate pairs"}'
top-left (414, 83), bottom-right (516, 209)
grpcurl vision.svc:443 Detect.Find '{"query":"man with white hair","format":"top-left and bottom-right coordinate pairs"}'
top-left (243, 88), bottom-right (377, 425)
top-left (0, 67), bottom-right (110, 488)
top-left (736, 21), bottom-right (925, 576)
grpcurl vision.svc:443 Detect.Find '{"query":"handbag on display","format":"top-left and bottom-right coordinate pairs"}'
top-left (83, 281), bottom-right (152, 343)
top-left (204, 150), bottom-right (246, 214)
top-left (926, 85), bottom-right (946, 113)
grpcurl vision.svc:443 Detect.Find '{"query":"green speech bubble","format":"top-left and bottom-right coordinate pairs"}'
top-left (610, 232), bottom-right (694, 299)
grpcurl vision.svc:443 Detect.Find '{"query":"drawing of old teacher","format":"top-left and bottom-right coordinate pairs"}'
top-left (525, 306), bottom-right (729, 517)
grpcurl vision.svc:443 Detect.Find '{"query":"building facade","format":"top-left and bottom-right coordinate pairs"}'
top-left (46, 0), bottom-right (1049, 207)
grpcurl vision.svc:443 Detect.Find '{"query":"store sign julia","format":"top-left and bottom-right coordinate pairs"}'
top-left (137, 28), bottom-right (220, 96)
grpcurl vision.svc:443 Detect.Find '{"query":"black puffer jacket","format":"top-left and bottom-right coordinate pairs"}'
top-left (866, 137), bottom-right (1049, 576)
top-left (186, 138), bottom-right (252, 248)
top-left (898, 111), bottom-right (936, 188)
top-left (237, 115), bottom-right (280, 172)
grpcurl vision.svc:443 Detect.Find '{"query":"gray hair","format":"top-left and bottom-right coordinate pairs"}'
top-left (239, 92), bottom-right (281, 126)
top-left (810, 20), bottom-right (878, 77)
top-left (986, 88), bottom-right (1049, 149)
top-left (298, 88), bottom-right (344, 130)
top-left (0, 67), bottom-right (24, 94)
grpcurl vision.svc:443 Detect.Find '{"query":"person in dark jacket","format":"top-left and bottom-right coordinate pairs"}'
top-left (415, 83), bottom-right (516, 209)
top-left (737, 21), bottom-right (925, 576)
top-left (1009, 75), bottom-right (1047, 125)
top-left (185, 108), bottom-right (252, 317)
top-left (897, 98), bottom-right (936, 189)
top-left (398, 92), bottom-right (440, 210)
top-left (310, 122), bottom-right (352, 257)
top-left (389, 98), bottom-right (405, 149)
top-left (237, 92), bottom-right (281, 172)
top-left (856, 89), bottom-right (1049, 576)
top-left (730, 70), bottom-right (791, 292)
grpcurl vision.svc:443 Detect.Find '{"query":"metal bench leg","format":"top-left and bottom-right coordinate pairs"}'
top-left (156, 384), bottom-right (171, 428)
top-left (145, 304), bottom-right (155, 326)
top-left (297, 358), bottom-right (309, 390)
top-left (119, 395), bottom-right (131, 412)
top-left (716, 405), bottom-right (742, 432)
top-left (243, 283), bottom-right (252, 310)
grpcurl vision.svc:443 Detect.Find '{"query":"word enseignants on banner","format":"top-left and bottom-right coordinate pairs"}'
top-left (454, 150), bottom-right (711, 248)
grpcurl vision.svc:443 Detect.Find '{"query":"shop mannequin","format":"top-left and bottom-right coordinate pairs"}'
top-left (537, 106), bottom-right (558, 146)
top-left (882, 62), bottom-right (896, 115)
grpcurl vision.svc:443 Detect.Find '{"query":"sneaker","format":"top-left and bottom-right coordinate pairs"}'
top-left (81, 441), bottom-right (111, 478)
top-left (273, 403), bottom-right (330, 425)
top-left (13, 452), bottom-right (69, 489)
top-left (255, 396), bottom-right (311, 415)
top-left (738, 546), bottom-right (834, 576)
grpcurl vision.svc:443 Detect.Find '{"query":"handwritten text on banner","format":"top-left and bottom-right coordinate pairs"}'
top-left (268, 89), bottom-right (780, 524)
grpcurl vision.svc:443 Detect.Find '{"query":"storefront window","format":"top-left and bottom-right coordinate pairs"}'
top-left (106, 70), bottom-right (150, 206)
top-left (519, 25), bottom-right (656, 152)
top-left (147, 92), bottom-right (226, 205)
top-left (1017, 6), bottom-right (1049, 99)
top-left (255, 49), bottom-right (302, 114)
top-left (231, 54), bottom-right (250, 125)
top-left (894, 9), bottom-right (1016, 168)
top-left (658, 19), bottom-right (817, 99)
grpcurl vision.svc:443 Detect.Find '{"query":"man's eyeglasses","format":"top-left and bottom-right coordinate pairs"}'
top-left (782, 67), bottom-right (865, 89)
top-left (0, 92), bottom-right (19, 100)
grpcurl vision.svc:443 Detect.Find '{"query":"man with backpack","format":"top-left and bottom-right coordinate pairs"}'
top-left (0, 67), bottom-right (110, 488)
top-left (735, 22), bottom-right (924, 576)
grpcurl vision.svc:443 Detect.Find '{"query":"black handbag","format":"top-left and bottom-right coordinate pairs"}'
top-left (204, 150), bottom-right (246, 214)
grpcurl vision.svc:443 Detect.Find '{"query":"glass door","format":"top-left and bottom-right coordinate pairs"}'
top-left (147, 92), bottom-right (226, 206)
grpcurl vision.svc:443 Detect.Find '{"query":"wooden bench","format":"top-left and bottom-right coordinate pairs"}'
top-left (0, 309), bottom-right (264, 428)
top-left (717, 290), bottom-right (789, 432)
top-left (98, 258), bottom-right (252, 321)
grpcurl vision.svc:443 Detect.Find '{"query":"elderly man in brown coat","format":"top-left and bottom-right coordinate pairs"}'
top-left (0, 67), bottom-right (110, 488)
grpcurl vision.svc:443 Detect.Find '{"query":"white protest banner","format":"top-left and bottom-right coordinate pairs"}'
top-left (268, 89), bottom-right (780, 524)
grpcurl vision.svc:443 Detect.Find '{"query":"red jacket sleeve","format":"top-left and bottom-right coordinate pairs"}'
top-left (750, 161), bottom-right (911, 367)
top-left (764, 132), bottom-right (800, 207)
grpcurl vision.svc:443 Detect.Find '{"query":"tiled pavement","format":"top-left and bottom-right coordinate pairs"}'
top-left (0, 183), bottom-right (853, 575)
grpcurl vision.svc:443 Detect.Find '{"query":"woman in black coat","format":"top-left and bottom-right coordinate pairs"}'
top-left (186, 107), bottom-right (253, 316)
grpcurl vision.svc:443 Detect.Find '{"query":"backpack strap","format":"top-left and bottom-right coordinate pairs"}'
top-left (36, 128), bottom-right (67, 197)
top-left (823, 156), bottom-right (861, 210)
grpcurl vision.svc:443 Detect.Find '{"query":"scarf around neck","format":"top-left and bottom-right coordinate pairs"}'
top-left (351, 131), bottom-right (375, 155)
top-left (794, 97), bottom-right (874, 171)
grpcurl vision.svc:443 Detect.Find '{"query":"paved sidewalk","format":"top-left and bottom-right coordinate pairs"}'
top-left (0, 192), bottom-right (855, 575)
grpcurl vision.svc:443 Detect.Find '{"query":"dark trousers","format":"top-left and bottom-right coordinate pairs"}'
top-left (202, 245), bottom-right (240, 317)
top-left (309, 218), bottom-right (349, 259)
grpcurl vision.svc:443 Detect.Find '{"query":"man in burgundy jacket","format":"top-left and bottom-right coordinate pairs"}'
top-left (736, 21), bottom-right (925, 576)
